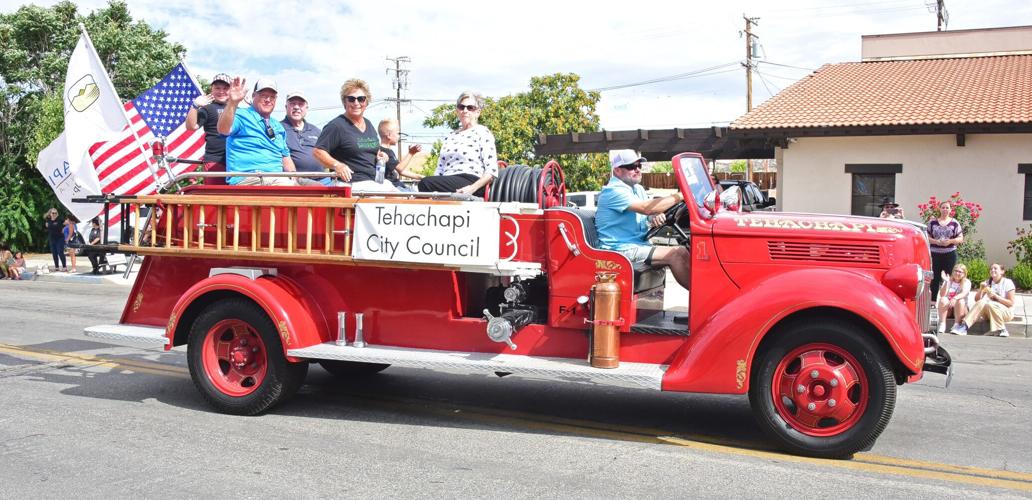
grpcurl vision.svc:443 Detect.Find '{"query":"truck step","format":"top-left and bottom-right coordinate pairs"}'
top-left (84, 324), bottom-right (169, 347)
top-left (289, 343), bottom-right (667, 391)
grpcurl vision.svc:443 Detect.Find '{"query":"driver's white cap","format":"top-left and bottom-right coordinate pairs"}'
top-left (610, 149), bottom-right (646, 169)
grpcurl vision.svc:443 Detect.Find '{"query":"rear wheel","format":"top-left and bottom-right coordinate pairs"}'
top-left (319, 360), bottom-right (390, 376)
top-left (187, 298), bottom-right (308, 415)
top-left (749, 320), bottom-right (896, 458)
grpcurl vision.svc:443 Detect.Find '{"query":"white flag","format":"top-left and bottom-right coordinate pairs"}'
top-left (63, 32), bottom-right (127, 171)
top-left (35, 132), bottom-right (104, 222)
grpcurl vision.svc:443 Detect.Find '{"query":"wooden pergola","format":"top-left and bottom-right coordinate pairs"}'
top-left (534, 127), bottom-right (774, 160)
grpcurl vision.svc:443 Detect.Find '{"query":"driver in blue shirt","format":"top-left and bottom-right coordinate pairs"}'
top-left (595, 150), bottom-right (691, 289)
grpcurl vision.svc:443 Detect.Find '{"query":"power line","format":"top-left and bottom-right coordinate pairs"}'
top-left (753, 69), bottom-right (780, 98)
top-left (589, 62), bottom-right (740, 92)
top-left (758, 60), bottom-right (816, 72)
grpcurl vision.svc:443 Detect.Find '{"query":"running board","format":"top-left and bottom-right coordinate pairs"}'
top-left (84, 324), bottom-right (170, 347)
top-left (289, 343), bottom-right (667, 391)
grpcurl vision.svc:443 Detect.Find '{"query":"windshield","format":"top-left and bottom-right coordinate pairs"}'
top-left (677, 155), bottom-right (714, 215)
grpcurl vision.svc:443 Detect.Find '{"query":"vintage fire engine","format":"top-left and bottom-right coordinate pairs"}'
top-left (84, 152), bottom-right (951, 458)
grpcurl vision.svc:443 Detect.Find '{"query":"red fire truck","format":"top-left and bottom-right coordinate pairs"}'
top-left (84, 152), bottom-right (951, 458)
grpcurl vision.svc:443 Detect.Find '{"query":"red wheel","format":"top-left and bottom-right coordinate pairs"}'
top-left (200, 319), bottom-right (268, 397)
top-left (188, 298), bottom-right (308, 415)
top-left (538, 160), bottom-right (566, 209)
top-left (749, 319), bottom-right (896, 458)
top-left (771, 343), bottom-right (868, 437)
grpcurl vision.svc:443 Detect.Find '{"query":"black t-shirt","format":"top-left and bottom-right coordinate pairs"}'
top-left (44, 218), bottom-right (63, 239)
top-left (197, 102), bottom-right (227, 163)
top-left (315, 115), bottom-right (379, 183)
top-left (379, 146), bottom-right (400, 180)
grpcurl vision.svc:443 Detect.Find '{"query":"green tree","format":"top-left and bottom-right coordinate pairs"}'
top-left (422, 73), bottom-right (611, 191)
top-left (0, 0), bottom-right (185, 251)
top-left (729, 160), bottom-right (747, 173)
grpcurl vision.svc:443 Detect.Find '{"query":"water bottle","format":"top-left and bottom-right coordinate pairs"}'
top-left (375, 156), bottom-right (386, 184)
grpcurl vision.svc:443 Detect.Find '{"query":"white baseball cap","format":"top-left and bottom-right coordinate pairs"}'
top-left (285, 91), bottom-right (308, 103)
top-left (610, 149), bottom-right (646, 169)
top-left (252, 78), bottom-right (279, 93)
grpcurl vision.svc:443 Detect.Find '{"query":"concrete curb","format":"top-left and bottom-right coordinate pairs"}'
top-left (15, 256), bottom-right (136, 286)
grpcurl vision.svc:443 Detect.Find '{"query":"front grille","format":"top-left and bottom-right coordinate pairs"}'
top-left (916, 278), bottom-right (931, 332)
top-left (768, 241), bottom-right (881, 264)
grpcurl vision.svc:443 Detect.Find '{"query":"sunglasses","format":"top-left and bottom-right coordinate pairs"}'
top-left (263, 119), bottom-right (275, 139)
top-left (619, 163), bottom-right (643, 171)
top-left (345, 95), bottom-right (368, 103)
top-left (457, 104), bottom-right (479, 112)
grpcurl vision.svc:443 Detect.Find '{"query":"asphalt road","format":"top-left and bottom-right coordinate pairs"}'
top-left (1, 280), bottom-right (1030, 498)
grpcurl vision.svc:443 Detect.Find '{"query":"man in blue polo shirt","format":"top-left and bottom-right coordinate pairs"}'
top-left (217, 77), bottom-right (296, 186)
top-left (595, 149), bottom-right (691, 289)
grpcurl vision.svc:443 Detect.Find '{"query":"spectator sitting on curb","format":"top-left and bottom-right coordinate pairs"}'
top-left (951, 262), bottom-right (1015, 337)
top-left (936, 263), bottom-right (971, 334)
top-left (0, 243), bottom-right (10, 278)
top-left (7, 251), bottom-right (25, 280)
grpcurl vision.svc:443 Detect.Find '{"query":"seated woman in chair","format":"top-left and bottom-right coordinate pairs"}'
top-left (417, 91), bottom-right (497, 197)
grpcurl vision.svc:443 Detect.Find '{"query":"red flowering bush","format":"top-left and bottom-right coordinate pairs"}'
top-left (917, 192), bottom-right (985, 261)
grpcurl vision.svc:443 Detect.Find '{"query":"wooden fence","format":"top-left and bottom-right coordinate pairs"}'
top-left (642, 172), bottom-right (777, 191)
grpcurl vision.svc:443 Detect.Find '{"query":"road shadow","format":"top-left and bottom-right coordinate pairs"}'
top-left (10, 343), bottom-right (774, 453)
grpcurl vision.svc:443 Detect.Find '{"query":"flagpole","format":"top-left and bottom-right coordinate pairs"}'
top-left (77, 23), bottom-right (164, 190)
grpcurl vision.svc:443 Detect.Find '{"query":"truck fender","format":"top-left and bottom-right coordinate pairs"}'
top-left (662, 268), bottom-right (924, 394)
top-left (166, 273), bottom-right (330, 362)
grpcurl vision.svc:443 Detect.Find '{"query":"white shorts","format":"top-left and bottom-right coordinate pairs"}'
top-left (616, 245), bottom-right (656, 272)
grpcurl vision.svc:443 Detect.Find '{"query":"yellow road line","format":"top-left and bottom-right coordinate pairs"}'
top-left (2, 342), bottom-right (1029, 491)
top-left (0, 343), bottom-right (188, 379)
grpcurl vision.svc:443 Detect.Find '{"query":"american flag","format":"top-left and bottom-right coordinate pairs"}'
top-left (89, 63), bottom-right (205, 227)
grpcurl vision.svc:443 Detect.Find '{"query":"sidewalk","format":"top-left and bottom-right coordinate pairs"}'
top-left (12, 253), bottom-right (137, 286)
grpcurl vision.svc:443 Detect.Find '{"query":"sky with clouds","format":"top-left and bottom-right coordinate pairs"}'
top-left (4, 0), bottom-right (1032, 145)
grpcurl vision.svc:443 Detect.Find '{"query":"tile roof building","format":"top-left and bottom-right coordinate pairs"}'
top-left (729, 26), bottom-right (1032, 266)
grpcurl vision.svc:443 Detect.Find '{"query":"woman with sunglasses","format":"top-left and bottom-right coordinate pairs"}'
top-left (43, 208), bottom-right (67, 272)
top-left (417, 91), bottom-right (497, 197)
top-left (314, 79), bottom-right (395, 192)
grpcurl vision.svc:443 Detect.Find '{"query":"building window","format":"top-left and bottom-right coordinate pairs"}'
top-left (845, 164), bottom-right (902, 217)
top-left (1019, 165), bottom-right (1032, 220)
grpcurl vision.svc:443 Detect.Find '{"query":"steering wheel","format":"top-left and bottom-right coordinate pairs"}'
top-left (645, 201), bottom-right (689, 242)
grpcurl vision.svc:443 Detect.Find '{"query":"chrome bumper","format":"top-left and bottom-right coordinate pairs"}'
top-left (922, 333), bottom-right (954, 388)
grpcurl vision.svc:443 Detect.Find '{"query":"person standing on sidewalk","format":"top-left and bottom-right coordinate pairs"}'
top-left (952, 263), bottom-right (1015, 337)
top-left (927, 199), bottom-right (963, 299)
top-left (43, 208), bottom-right (66, 272)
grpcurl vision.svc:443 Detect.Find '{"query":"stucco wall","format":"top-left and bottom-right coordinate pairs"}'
top-left (776, 134), bottom-right (1032, 266)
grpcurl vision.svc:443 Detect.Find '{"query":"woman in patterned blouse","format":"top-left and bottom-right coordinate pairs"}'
top-left (927, 199), bottom-right (964, 299)
top-left (417, 91), bottom-right (497, 197)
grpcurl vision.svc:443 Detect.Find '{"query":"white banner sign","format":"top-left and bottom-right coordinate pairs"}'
top-left (353, 203), bottom-right (500, 266)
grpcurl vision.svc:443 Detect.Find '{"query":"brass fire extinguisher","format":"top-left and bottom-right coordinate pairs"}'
top-left (590, 272), bottom-right (622, 369)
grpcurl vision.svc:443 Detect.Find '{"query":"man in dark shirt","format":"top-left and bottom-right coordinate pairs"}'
top-left (280, 91), bottom-right (327, 186)
top-left (186, 73), bottom-right (231, 185)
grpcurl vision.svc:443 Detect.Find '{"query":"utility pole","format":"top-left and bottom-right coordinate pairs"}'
top-left (385, 56), bottom-right (411, 157)
top-left (743, 15), bottom-right (759, 180)
top-left (743, 15), bottom-right (759, 113)
top-left (935, 0), bottom-right (949, 31)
